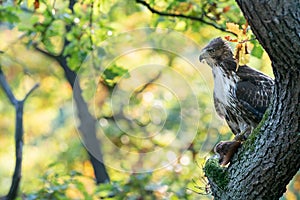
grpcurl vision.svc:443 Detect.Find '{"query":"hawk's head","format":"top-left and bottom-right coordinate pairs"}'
top-left (199, 37), bottom-right (234, 68)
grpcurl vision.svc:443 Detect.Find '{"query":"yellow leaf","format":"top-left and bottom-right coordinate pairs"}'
top-left (226, 22), bottom-right (252, 67)
top-left (240, 42), bottom-right (253, 66)
top-left (226, 22), bottom-right (243, 37)
top-left (239, 49), bottom-right (250, 65)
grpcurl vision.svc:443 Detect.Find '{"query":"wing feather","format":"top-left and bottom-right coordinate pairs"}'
top-left (235, 65), bottom-right (274, 120)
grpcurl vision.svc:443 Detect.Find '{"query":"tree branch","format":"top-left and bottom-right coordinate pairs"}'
top-left (22, 83), bottom-right (40, 102)
top-left (0, 67), bottom-right (39, 200)
top-left (136, 0), bottom-right (234, 35)
top-left (0, 67), bottom-right (17, 106)
top-left (133, 71), bottom-right (162, 95)
top-left (33, 44), bottom-right (58, 60)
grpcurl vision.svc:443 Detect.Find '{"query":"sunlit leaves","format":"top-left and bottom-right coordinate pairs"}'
top-left (225, 21), bottom-right (265, 69)
top-left (225, 22), bottom-right (252, 69)
top-left (2, 0), bottom-right (114, 72)
top-left (100, 64), bottom-right (130, 88)
top-left (26, 168), bottom-right (92, 200)
top-left (226, 22), bottom-right (244, 38)
top-left (251, 40), bottom-right (264, 59)
top-left (25, 168), bottom-right (195, 199)
top-left (142, 0), bottom-right (245, 32)
top-left (94, 172), bottom-right (173, 199)
top-left (0, 6), bottom-right (20, 25)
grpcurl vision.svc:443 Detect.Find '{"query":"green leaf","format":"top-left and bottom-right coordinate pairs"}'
top-left (101, 64), bottom-right (130, 87)
top-left (0, 7), bottom-right (20, 23)
top-left (251, 43), bottom-right (264, 58)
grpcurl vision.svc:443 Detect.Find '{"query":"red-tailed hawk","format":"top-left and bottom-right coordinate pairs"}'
top-left (199, 37), bottom-right (274, 141)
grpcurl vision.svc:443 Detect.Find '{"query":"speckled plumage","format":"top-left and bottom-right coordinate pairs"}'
top-left (199, 37), bottom-right (274, 138)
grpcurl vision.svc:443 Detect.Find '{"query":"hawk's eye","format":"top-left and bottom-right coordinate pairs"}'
top-left (207, 48), bottom-right (215, 53)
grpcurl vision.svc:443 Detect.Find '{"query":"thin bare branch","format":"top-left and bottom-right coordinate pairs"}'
top-left (136, 0), bottom-right (235, 35)
top-left (33, 44), bottom-right (58, 59)
top-left (22, 83), bottom-right (40, 102)
top-left (133, 71), bottom-right (162, 95)
top-left (0, 67), bottom-right (17, 105)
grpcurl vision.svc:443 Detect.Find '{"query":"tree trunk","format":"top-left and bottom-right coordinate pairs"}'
top-left (206, 1), bottom-right (300, 199)
top-left (55, 56), bottom-right (110, 184)
top-left (33, 0), bottom-right (111, 184)
top-left (72, 79), bottom-right (110, 184)
top-left (0, 68), bottom-right (39, 200)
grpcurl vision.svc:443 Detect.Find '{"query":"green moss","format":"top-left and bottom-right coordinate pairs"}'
top-left (203, 158), bottom-right (229, 190)
top-left (244, 108), bottom-right (270, 151)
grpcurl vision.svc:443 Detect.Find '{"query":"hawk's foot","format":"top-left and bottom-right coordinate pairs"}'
top-left (214, 140), bottom-right (241, 166)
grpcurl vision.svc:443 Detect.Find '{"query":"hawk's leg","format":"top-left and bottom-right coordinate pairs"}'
top-left (234, 126), bottom-right (252, 142)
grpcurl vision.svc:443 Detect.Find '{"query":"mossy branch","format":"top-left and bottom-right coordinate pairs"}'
top-left (203, 158), bottom-right (229, 191)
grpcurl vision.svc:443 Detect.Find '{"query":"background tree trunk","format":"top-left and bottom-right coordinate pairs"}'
top-left (33, 0), bottom-right (110, 184)
top-left (0, 68), bottom-right (39, 200)
top-left (206, 1), bottom-right (300, 199)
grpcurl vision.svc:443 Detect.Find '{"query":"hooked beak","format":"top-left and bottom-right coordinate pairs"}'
top-left (199, 48), bottom-right (208, 63)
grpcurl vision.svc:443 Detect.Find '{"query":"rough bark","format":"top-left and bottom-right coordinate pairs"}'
top-left (206, 1), bottom-right (300, 199)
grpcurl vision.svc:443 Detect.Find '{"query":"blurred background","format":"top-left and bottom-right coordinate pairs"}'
top-left (0, 0), bottom-right (298, 199)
